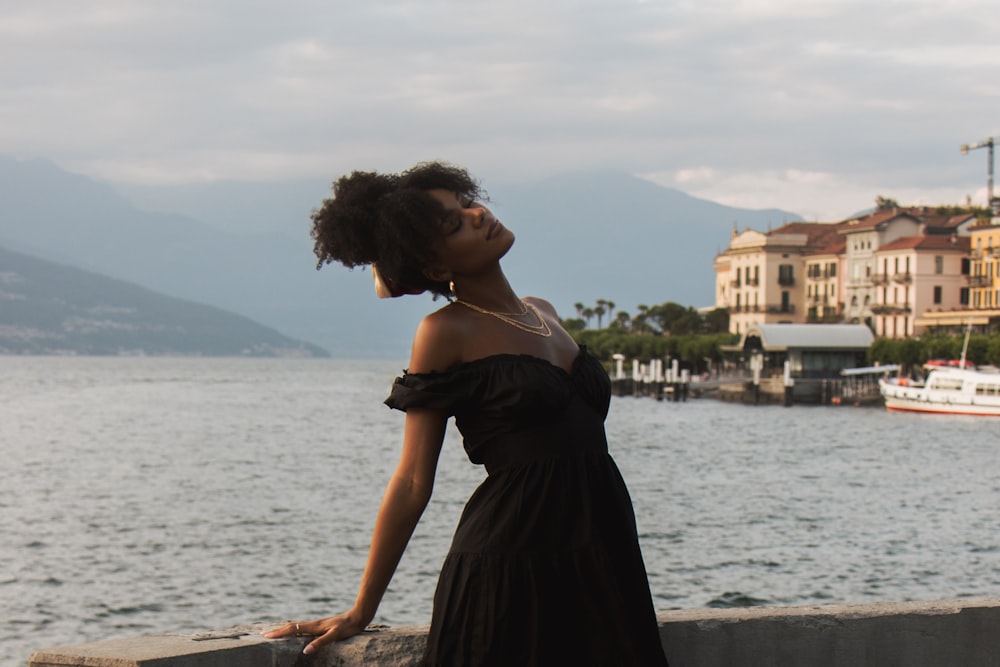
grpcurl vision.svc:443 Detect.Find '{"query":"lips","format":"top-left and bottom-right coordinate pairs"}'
top-left (487, 219), bottom-right (503, 240)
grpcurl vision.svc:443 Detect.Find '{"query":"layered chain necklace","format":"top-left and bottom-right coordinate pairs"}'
top-left (455, 298), bottom-right (552, 337)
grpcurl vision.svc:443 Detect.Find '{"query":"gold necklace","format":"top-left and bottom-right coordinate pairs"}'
top-left (455, 299), bottom-right (553, 337)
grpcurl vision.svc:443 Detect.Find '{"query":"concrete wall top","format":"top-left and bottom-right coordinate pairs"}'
top-left (27, 598), bottom-right (1000, 667)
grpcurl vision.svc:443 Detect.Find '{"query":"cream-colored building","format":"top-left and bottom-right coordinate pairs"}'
top-left (714, 222), bottom-right (842, 335)
top-left (840, 210), bottom-right (923, 327)
top-left (715, 206), bottom-right (988, 338)
top-left (804, 238), bottom-right (846, 324)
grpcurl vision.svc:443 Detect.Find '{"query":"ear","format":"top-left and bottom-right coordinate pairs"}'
top-left (422, 265), bottom-right (452, 284)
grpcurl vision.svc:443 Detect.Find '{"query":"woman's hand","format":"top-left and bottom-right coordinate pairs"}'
top-left (260, 608), bottom-right (371, 655)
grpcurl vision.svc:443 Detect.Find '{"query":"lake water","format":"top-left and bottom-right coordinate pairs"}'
top-left (2, 356), bottom-right (999, 666)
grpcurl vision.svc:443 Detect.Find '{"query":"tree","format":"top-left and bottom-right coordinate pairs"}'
top-left (594, 304), bottom-right (606, 328)
top-left (581, 307), bottom-right (595, 328)
top-left (875, 195), bottom-right (899, 210)
top-left (703, 307), bottom-right (730, 333)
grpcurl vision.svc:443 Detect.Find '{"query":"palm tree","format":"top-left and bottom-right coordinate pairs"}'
top-left (615, 310), bottom-right (630, 330)
top-left (581, 307), bottom-right (595, 328)
top-left (594, 305), bottom-right (606, 328)
top-left (633, 304), bottom-right (649, 334)
top-left (605, 300), bottom-right (616, 323)
top-left (574, 302), bottom-right (585, 318)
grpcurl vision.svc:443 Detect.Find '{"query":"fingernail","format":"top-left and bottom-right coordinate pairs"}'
top-left (303, 645), bottom-right (314, 655)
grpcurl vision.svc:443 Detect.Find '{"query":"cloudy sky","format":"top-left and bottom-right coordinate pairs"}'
top-left (2, 0), bottom-right (998, 220)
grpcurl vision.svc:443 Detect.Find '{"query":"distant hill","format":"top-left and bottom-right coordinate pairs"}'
top-left (0, 245), bottom-right (328, 357)
top-left (1, 156), bottom-right (802, 357)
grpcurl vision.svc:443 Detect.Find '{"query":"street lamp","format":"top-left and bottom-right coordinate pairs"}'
top-left (960, 137), bottom-right (999, 215)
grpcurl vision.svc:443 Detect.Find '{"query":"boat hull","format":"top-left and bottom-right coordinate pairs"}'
top-left (880, 368), bottom-right (1000, 417)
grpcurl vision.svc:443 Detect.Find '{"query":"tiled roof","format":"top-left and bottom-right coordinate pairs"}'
top-left (840, 208), bottom-right (920, 231)
top-left (770, 221), bottom-right (844, 247)
top-left (877, 235), bottom-right (971, 252)
top-left (806, 238), bottom-right (847, 256)
top-left (840, 207), bottom-right (977, 233)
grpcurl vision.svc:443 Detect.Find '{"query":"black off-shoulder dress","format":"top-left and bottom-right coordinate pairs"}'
top-left (385, 348), bottom-right (668, 667)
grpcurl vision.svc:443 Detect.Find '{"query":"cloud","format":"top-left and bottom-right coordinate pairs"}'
top-left (1, 0), bottom-right (998, 218)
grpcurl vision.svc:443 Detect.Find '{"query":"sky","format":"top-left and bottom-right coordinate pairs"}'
top-left (2, 0), bottom-right (999, 222)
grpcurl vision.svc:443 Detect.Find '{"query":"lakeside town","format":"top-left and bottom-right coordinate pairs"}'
top-left (713, 199), bottom-right (1000, 340)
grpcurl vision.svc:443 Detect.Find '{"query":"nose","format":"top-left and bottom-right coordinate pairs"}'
top-left (466, 205), bottom-right (487, 227)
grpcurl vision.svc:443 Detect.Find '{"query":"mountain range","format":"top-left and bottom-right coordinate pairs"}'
top-left (0, 156), bottom-right (801, 357)
top-left (0, 244), bottom-right (327, 356)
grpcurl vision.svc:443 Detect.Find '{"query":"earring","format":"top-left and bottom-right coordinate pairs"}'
top-left (449, 281), bottom-right (457, 299)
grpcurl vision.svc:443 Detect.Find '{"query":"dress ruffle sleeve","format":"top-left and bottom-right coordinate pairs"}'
top-left (384, 368), bottom-right (479, 415)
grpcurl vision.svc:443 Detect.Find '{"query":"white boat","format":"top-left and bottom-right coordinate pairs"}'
top-left (879, 366), bottom-right (1000, 416)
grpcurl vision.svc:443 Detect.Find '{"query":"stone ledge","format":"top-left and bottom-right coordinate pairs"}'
top-left (27, 598), bottom-right (1000, 667)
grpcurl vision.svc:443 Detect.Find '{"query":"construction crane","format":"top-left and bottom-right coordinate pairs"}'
top-left (960, 136), bottom-right (999, 214)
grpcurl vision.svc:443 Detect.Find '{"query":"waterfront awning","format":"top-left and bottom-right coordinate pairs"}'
top-left (914, 312), bottom-right (993, 327)
top-left (740, 323), bottom-right (874, 352)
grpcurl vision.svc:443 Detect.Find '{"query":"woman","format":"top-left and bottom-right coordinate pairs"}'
top-left (263, 162), bottom-right (668, 666)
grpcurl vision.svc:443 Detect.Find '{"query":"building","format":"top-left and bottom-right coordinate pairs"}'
top-left (916, 220), bottom-right (1000, 333)
top-left (714, 222), bottom-right (843, 336)
top-left (804, 238), bottom-right (846, 324)
top-left (871, 235), bottom-right (970, 337)
top-left (715, 205), bottom-right (986, 338)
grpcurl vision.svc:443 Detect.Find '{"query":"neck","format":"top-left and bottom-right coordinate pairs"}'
top-left (451, 270), bottom-right (520, 311)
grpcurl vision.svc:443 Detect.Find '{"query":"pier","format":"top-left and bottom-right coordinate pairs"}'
top-left (28, 598), bottom-right (1000, 666)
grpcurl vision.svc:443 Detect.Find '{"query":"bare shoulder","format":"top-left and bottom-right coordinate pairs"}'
top-left (407, 304), bottom-right (470, 374)
top-left (523, 296), bottom-right (558, 318)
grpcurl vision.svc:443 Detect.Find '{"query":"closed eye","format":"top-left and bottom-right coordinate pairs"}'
top-left (441, 210), bottom-right (462, 235)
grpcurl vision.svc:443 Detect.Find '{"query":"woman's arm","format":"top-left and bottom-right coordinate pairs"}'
top-left (263, 312), bottom-right (464, 653)
top-left (262, 406), bottom-right (448, 654)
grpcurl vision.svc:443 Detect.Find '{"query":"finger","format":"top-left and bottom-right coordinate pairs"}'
top-left (303, 627), bottom-right (339, 656)
top-left (260, 621), bottom-right (303, 639)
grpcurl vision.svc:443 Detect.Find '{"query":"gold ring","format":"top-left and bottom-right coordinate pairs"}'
top-left (295, 623), bottom-right (301, 636)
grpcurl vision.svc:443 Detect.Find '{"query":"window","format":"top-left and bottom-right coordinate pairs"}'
top-left (778, 264), bottom-right (794, 285)
top-left (935, 256), bottom-right (943, 274)
top-left (934, 286), bottom-right (942, 304)
top-left (828, 262), bottom-right (837, 277)
top-left (960, 287), bottom-right (970, 305)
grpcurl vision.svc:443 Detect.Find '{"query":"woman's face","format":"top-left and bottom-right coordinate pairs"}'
top-left (426, 188), bottom-right (514, 278)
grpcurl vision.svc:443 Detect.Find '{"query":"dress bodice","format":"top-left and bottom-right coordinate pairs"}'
top-left (385, 348), bottom-right (612, 473)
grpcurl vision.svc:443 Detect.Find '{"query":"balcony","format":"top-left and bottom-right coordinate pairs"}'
top-left (745, 277), bottom-right (759, 286)
top-left (968, 275), bottom-right (995, 287)
top-left (778, 276), bottom-right (795, 286)
top-left (727, 304), bottom-right (763, 314)
top-left (765, 304), bottom-right (796, 314)
top-left (807, 312), bottom-right (843, 324)
top-left (892, 273), bottom-right (912, 284)
top-left (730, 280), bottom-right (741, 288)
top-left (870, 304), bottom-right (912, 315)
top-left (871, 273), bottom-right (890, 285)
